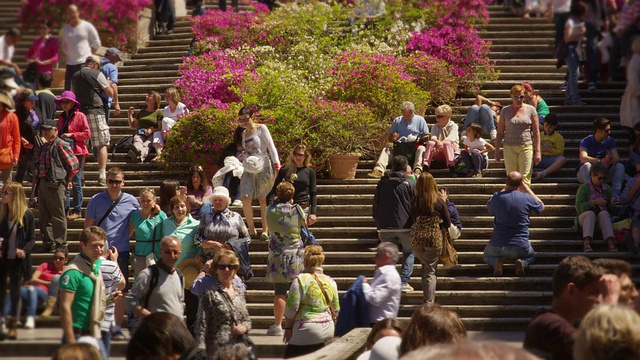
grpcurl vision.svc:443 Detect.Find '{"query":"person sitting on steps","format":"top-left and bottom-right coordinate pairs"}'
top-left (368, 101), bottom-right (429, 178)
top-left (533, 113), bottom-right (567, 181)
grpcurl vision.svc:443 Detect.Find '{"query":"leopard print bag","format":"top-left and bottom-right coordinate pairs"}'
top-left (410, 215), bottom-right (443, 250)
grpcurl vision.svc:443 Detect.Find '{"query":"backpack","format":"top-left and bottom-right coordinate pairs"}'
top-left (111, 135), bottom-right (134, 161)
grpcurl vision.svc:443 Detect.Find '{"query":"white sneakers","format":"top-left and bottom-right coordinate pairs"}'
top-left (266, 324), bottom-right (284, 336)
top-left (24, 316), bottom-right (35, 329)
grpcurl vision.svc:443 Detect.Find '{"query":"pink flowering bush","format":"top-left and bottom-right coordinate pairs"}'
top-left (176, 50), bottom-right (257, 110)
top-left (325, 51), bottom-right (429, 121)
top-left (18, 0), bottom-right (150, 51)
top-left (399, 51), bottom-right (459, 102)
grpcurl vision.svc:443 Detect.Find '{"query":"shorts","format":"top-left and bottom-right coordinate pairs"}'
top-left (87, 112), bottom-right (111, 148)
top-left (274, 282), bottom-right (291, 296)
top-left (534, 155), bottom-right (561, 169)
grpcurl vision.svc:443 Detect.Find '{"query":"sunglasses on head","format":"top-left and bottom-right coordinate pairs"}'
top-left (217, 264), bottom-right (238, 271)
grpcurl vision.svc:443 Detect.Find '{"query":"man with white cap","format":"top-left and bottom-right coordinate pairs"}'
top-left (59, 4), bottom-right (101, 90)
top-left (101, 48), bottom-right (122, 124)
top-left (71, 55), bottom-right (114, 187)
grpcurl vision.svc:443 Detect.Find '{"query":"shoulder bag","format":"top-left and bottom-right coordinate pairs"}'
top-left (217, 288), bottom-right (258, 360)
top-left (96, 193), bottom-right (123, 227)
top-left (311, 274), bottom-right (337, 323)
top-left (439, 226), bottom-right (458, 268)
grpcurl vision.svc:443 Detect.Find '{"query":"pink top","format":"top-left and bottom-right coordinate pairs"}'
top-left (34, 262), bottom-right (62, 293)
top-left (25, 36), bottom-right (60, 75)
top-left (57, 108), bottom-right (91, 156)
top-left (188, 185), bottom-right (213, 216)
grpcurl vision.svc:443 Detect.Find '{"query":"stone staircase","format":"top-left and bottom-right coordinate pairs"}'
top-left (0, 1), bottom-right (633, 358)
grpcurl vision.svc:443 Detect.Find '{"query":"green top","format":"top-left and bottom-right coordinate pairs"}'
top-left (536, 98), bottom-right (550, 118)
top-left (135, 109), bottom-right (164, 129)
top-left (59, 261), bottom-right (101, 331)
top-left (130, 210), bottom-right (167, 257)
top-left (162, 214), bottom-right (201, 267)
top-left (573, 181), bottom-right (613, 232)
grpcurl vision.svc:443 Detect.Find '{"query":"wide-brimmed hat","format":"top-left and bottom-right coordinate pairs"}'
top-left (0, 92), bottom-right (13, 110)
top-left (210, 186), bottom-right (231, 206)
top-left (1, 77), bottom-right (19, 90)
top-left (55, 90), bottom-right (80, 108)
top-left (177, 258), bottom-right (204, 289)
top-left (106, 47), bottom-right (123, 62)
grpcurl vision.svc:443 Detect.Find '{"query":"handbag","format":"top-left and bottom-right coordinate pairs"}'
top-left (217, 289), bottom-right (258, 360)
top-left (393, 141), bottom-right (417, 165)
top-left (310, 274), bottom-right (337, 323)
top-left (410, 215), bottom-right (443, 250)
top-left (439, 228), bottom-right (458, 268)
top-left (243, 154), bottom-right (265, 174)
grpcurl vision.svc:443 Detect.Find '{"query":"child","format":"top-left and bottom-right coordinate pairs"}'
top-left (460, 123), bottom-right (494, 178)
top-left (533, 113), bottom-right (567, 181)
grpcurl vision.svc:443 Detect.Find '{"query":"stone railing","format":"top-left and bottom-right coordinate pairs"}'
top-left (291, 328), bottom-right (370, 360)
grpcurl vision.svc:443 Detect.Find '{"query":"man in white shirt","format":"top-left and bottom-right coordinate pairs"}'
top-left (362, 242), bottom-right (402, 324)
top-left (0, 28), bottom-right (21, 76)
top-left (59, 4), bottom-right (101, 90)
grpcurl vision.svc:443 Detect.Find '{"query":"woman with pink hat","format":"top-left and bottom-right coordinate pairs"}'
top-left (55, 90), bottom-right (90, 220)
top-left (0, 92), bottom-right (20, 184)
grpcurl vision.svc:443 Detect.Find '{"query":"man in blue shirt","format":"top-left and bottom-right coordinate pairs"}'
top-left (368, 101), bottom-right (429, 178)
top-left (577, 117), bottom-right (625, 199)
top-left (485, 172), bottom-right (544, 277)
top-left (101, 48), bottom-right (121, 124)
top-left (85, 166), bottom-right (139, 340)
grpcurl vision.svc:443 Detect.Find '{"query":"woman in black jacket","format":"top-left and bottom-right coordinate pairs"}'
top-left (0, 182), bottom-right (35, 340)
top-left (14, 89), bottom-right (43, 184)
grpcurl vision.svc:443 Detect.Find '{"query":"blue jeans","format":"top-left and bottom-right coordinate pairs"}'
top-left (460, 150), bottom-right (487, 173)
top-left (564, 44), bottom-right (582, 103)
top-left (577, 162), bottom-right (625, 198)
top-left (66, 155), bottom-right (84, 215)
top-left (379, 231), bottom-right (414, 285)
top-left (463, 104), bottom-right (496, 134)
top-left (483, 243), bottom-right (535, 268)
top-left (101, 330), bottom-right (112, 359)
top-left (223, 172), bottom-right (241, 201)
top-left (3, 275), bottom-right (60, 317)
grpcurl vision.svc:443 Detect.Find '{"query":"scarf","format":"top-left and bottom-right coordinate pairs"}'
top-left (28, 109), bottom-right (40, 129)
top-left (588, 180), bottom-right (607, 212)
top-left (62, 253), bottom-right (106, 339)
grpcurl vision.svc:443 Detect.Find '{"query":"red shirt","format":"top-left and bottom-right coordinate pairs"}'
top-left (34, 262), bottom-right (63, 293)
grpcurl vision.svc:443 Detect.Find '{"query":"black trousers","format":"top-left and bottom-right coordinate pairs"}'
top-left (219, 0), bottom-right (239, 11)
top-left (184, 289), bottom-right (199, 336)
top-left (0, 259), bottom-right (24, 318)
top-left (154, 0), bottom-right (175, 31)
top-left (283, 343), bottom-right (325, 358)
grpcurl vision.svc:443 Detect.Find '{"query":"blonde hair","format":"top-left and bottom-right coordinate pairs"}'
top-left (435, 104), bottom-right (452, 118)
top-left (148, 91), bottom-right (161, 110)
top-left (0, 182), bottom-right (28, 227)
top-left (304, 245), bottom-right (325, 269)
top-left (139, 188), bottom-right (156, 200)
top-left (165, 87), bottom-right (181, 104)
top-left (574, 304), bottom-right (640, 360)
top-left (285, 144), bottom-right (311, 178)
top-left (510, 84), bottom-right (524, 95)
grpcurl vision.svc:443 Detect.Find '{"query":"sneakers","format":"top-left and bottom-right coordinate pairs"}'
top-left (267, 324), bottom-right (284, 336)
top-left (24, 316), bottom-right (35, 329)
top-left (471, 172), bottom-right (482, 178)
top-left (559, 81), bottom-right (567, 91)
top-left (401, 284), bottom-right (414, 292)
top-left (493, 258), bottom-right (503, 276)
top-left (367, 169), bottom-right (384, 178)
top-left (515, 259), bottom-right (526, 276)
top-left (112, 330), bottom-right (127, 341)
top-left (97, 178), bottom-right (106, 187)
top-left (231, 199), bottom-right (243, 207)
top-left (533, 171), bottom-right (545, 181)
top-left (588, 82), bottom-right (596, 91)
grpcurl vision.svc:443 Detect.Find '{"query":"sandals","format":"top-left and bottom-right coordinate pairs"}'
top-left (583, 239), bottom-right (593, 252)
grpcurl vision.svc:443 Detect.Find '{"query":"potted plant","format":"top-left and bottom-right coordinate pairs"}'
top-left (304, 99), bottom-right (385, 179)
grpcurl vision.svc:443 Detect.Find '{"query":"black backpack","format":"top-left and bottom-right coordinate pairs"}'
top-left (111, 135), bottom-right (134, 161)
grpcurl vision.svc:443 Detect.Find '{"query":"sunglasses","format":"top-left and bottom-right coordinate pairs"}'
top-left (293, 153), bottom-right (306, 157)
top-left (1, 191), bottom-right (12, 195)
top-left (163, 250), bottom-right (182, 255)
top-left (595, 176), bottom-right (606, 180)
top-left (217, 264), bottom-right (238, 271)
top-left (53, 256), bottom-right (66, 261)
top-left (513, 95), bottom-right (525, 100)
top-left (238, 117), bottom-right (250, 123)
top-left (435, 115), bottom-right (445, 118)
top-left (107, 179), bottom-right (122, 185)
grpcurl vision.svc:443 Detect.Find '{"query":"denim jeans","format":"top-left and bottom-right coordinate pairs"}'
top-left (577, 162), bottom-right (625, 198)
top-left (379, 230), bottom-right (414, 285)
top-left (564, 44), bottom-right (582, 104)
top-left (66, 155), bottom-right (84, 215)
top-left (223, 172), bottom-right (241, 201)
top-left (460, 150), bottom-right (487, 173)
top-left (483, 243), bottom-right (535, 268)
top-left (463, 104), bottom-right (496, 134)
top-left (3, 275), bottom-right (60, 317)
top-left (101, 330), bottom-right (112, 359)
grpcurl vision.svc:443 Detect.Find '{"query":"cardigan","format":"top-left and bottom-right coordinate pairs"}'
top-left (573, 181), bottom-right (613, 232)
top-left (0, 209), bottom-right (36, 279)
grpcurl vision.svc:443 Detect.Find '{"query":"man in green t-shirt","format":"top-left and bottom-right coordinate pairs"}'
top-left (59, 226), bottom-right (107, 356)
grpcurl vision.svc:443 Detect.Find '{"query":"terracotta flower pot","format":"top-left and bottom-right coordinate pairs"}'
top-left (329, 153), bottom-right (362, 180)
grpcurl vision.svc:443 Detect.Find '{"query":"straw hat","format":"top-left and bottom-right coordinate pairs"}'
top-left (0, 92), bottom-right (14, 110)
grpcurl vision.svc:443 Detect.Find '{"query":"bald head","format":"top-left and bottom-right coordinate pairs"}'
top-left (506, 172), bottom-right (523, 189)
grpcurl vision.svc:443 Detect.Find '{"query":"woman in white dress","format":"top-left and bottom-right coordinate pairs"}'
top-left (152, 87), bottom-right (189, 161)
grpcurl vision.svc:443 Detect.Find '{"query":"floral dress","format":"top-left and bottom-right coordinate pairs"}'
top-left (266, 203), bottom-right (306, 284)
top-left (285, 272), bottom-right (340, 346)
top-left (194, 281), bottom-right (252, 357)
